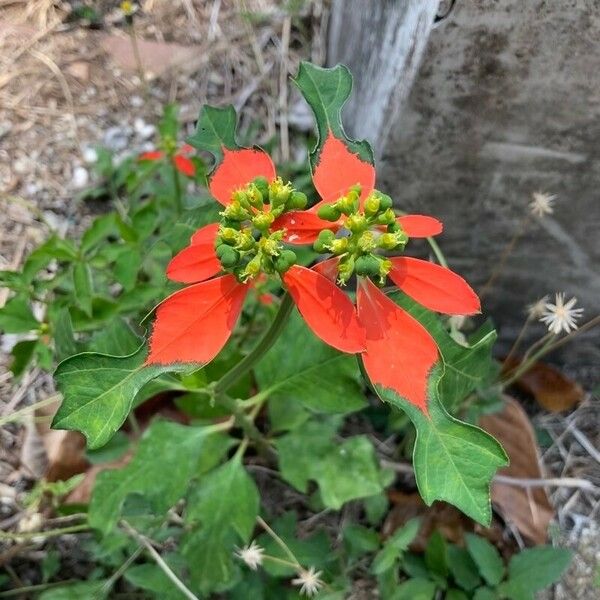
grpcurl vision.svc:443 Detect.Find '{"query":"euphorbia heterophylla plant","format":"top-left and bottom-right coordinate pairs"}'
top-left (52, 62), bottom-right (507, 530)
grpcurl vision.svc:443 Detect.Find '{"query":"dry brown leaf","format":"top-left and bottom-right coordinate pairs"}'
top-left (479, 397), bottom-right (554, 544)
top-left (382, 491), bottom-right (512, 555)
top-left (504, 359), bottom-right (584, 412)
top-left (34, 396), bottom-right (89, 483)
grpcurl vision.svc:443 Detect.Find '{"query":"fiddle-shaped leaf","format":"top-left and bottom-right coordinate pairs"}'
top-left (187, 105), bottom-right (239, 163)
top-left (294, 62), bottom-right (374, 168)
top-left (373, 366), bottom-right (508, 525)
top-left (52, 345), bottom-right (191, 449)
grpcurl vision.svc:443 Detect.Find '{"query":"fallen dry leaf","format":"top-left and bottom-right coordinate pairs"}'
top-left (479, 397), bottom-right (554, 544)
top-left (504, 358), bottom-right (584, 412)
top-left (383, 491), bottom-right (514, 556)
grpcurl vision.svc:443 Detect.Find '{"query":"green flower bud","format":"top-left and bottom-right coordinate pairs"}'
top-left (253, 176), bottom-right (270, 200)
top-left (337, 255), bottom-right (355, 285)
top-left (274, 249), bottom-right (297, 273)
top-left (219, 227), bottom-right (239, 245)
top-left (242, 254), bottom-right (262, 280)
top-left (336, 191), bottom-right (359, 215)
top-left (246, 183), bottom-right (264, 208)
top-left (317, 204), bottom-right (341, 222)
top-left (216, 245), bottom-right (240, 268)
top-left (221, 200), bottom-right (249, 221)
top-left (236, 229), bottom-right (255, 251)
top-left (376, 208), bottom-right (396, 225)
top-left (345, 214), bottom-right (368, 233)
top-left (313, 229), bottom-right (335, 253)
top-left (269, 177), bottom-right (292, 208)
top-left (288, 191), bottom-right (308, 210)
top-left (252, 212), bottom-right (275, 231)
top-left (259, 237), bottom-right (280, 256)
top-left (357, 231), bottom-right (376, 252)
top-left (378, 193), bottom-right (393, 211)
top-left (355, 254), bottom-right (381, 277)
top-left (378, 232), bottom-right (400, 250)
top-left (364, 193), bottom-right (380, 217)
top-left (329, 237), bottom-right (349, 255)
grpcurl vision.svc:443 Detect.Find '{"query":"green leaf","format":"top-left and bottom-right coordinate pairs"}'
top-left (425, 530), bottom-right (449, 578)
top-left (373, 366), bottom-right (508, 525)
top-left (448, 545), bottom-right (481, 591)
top-left (72, 262), bottom-right (94, 317)
top-left (52, 345), bottom-right (190, 449)
top-left (343, 524), bottom-right (380, 560)
top-left (446, 590), bottom-right (469, 600)
top-left (81, 213), bottom-right (118, 254)
top-left (124, 562), bottom-right (187, 599)
top-left (187, 105), bottom-right (239, 164)
top-left (52, 308), bottom-right (79, 361)
top-left (21, 236), bottom-right (78, 281)
top-left (392, 293), bottom-right (497, 411)
top-left (293, 61), bottom-right (374, 169)
top-left (0, 296), bottom-right (39, 333)
top-left (182, 456), bottom-right (260, 595)
top-left (473, 587), bottom-right (498, 600)
top-left (256, 311), bottom-right (366, 420)
top-left (277, 421), bottom-right (383, 510)
top-left (87, 317), bottom-right (141, 355)
top-left (89, 420), bottom-right (228, 534)
top-left (465, 534), bottom-right (504, 586)
top-left (114, 247), bottom-right (141, 291)
top-left (86, 430), bottom-right (130, 465)
top-left (10, 339), bottom-right (38, 377)
top-left (498, 546), bottom-right (571, 600)
top-left (391, 578), bottom-right (437, 600)
top-left (372, 517), bottom-right (421, 575)
top-left (38, 581), bottom-right (107, 599)
top-left (158, 103), bottom-right (180, 139)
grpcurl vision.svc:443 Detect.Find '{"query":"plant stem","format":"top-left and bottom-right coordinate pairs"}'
top-left (502, 315), bottom-right (532, 367)
top-left (0, 524), bottom-right (89, 541)
top-left (172, 163), bottom-right (183, 215)
top-left (120, 521), bottom-right (199, 600)
top-left (215, 293), bottom-right (293, 395)
top-left (501, 336), bottom-right (555, 388)
top-left (256, 516), bottom-right (302, 569)
top-left (0, 394), bottom-right (60, 427)
top-left (480, 213), bottom-right (531, 300)
top-left (426, 236), bottom-right (448, 268)
top-left (100, 546), bottom-right (144, 596)
top-left (262, 554), bottom-right (300, 570)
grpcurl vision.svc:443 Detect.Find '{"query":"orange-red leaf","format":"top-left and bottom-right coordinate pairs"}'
top-left (147, 275), bottom-right (248, 365)
top-left (389, 257), bottom-right (480, 316)
top-left (357, 277), bottom-right (438, 414)
top-left (273, 210), bottom-right (335, 244)
top-left (139, 150), bottom-right (164, 162)
top-left (166, 223), bottom-right (221, 283)
top-left (312, 257), bottom-right (339, 282)
top-left (397, 215), bottom-right (443, 238)
top-left (312, 133), bottom-right (375, 204)
top-left (173, 154), bottom-right (196, 177)
top-left (209, 148), bottom-right (276, 205)
top-left (282, 264), bottom-right (365, 353)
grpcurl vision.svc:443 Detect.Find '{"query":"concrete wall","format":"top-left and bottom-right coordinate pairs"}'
top-left (330, 1), bottom-right (600, 370)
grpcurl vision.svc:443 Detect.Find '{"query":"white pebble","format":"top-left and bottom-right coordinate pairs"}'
top-left (72, 166), bottom-right (89, 188)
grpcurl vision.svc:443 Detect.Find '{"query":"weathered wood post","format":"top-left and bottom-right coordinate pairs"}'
top-left (327, 0), bottom-right (440, 154)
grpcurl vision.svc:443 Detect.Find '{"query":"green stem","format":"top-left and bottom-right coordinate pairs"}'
top-left (214, 293), bottom-right (293, 395)
top-left (426, 236), bottom-right (448, 268)
top-left (172, 164), bottom-right (183, 215)
top-left (501, 337), bottom-right (555, 388)
top-left (0, 524), bottom-right (89, 541)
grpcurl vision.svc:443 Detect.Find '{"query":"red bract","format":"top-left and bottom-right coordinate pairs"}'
top-left (146, 148), bottom-right (365, 367)
top-left (139, 143), bottom-right (196, 177)
top-left (282, 136), bottom-right (480, 416)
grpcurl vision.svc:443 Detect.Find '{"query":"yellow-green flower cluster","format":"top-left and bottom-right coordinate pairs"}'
top-left (215, 177), bottom-right (306, 282)
top-left (313, 186), bottom-right (408, 285)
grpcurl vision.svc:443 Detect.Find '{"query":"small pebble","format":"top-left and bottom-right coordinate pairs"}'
top-left (72, 166), bottom-right (89, 188)
top-left (103, 126), bottom-right (130, 151)
top-left (134, 118), bottom-right (156, 139)
top-left (82, 147), bottom-right (98, 163)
